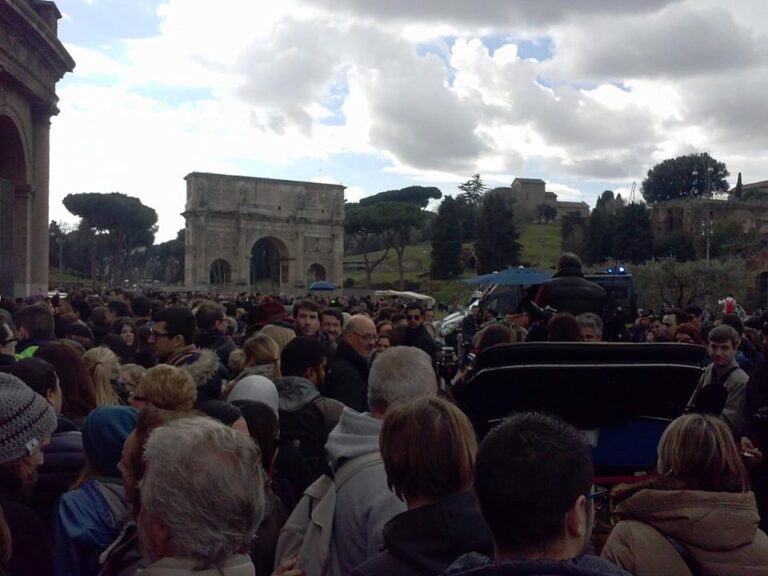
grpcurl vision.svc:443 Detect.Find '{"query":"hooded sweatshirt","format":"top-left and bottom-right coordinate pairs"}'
top-left (602, 487), bottom-right (768, 575)
top-left (274, 376), bottom-right (344, 434)
top-left (326, 408), bottom-right (406, 576)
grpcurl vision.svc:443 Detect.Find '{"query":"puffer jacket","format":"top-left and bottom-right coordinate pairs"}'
top-left (602, 478), bottom-right (768, 575)
top-left (534, 267), bottom-right (606, 317)
top-left (33, 415), bottom-right (86, 527)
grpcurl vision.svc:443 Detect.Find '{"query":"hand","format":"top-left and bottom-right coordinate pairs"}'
top-left (273, 555), bottom-right (303, 576)
top-left (740, 437), bottom-right (764, 467)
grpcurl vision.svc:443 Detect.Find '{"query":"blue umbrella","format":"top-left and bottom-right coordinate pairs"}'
top-left (464, 267), bottom-right (552, 286)
top-left (309, 280), bottom-right (337, 291)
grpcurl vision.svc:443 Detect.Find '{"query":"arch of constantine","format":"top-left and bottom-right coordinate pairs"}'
top-left (0, 0), bottom-right (74, 296)
top-left (183, 173), bottom-right (345, 293)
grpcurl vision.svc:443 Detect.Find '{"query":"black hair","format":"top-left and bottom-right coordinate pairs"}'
top-left (292, 299), bottom-right (322, 318)
top-left (131, 295), bottom-right (152, 318)
top-left (404, 302), bottom-right (424, 315)
top-left (280, 336), bottom-right (325, 378)
top-left (320, 308), bottom-right (343, 324)
top-left (197, 400), bottom-right (243, 427)
top-left (107, 300), bottom-right (132, 319)
top-left (715, 313), bottom-right (744, 337)
top-left (194, 301), bottom-right (225, 331)
top-left (70, 299), bottom-right (92, 322)
top-left (474, 412), bottom-right (593, 553)
top-left (154, 306), bottom-right (196, 345)
top-left (230, 399), bottom-right (279, 473)
top-left (13, 303), bottom-right (54, 340)
top-left (8, 358), bottom-right (58, 397)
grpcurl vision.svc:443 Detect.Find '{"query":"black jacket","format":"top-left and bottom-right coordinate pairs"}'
top-left (440, 552), bottom-right (632, 576)
top-left (195, 330), bottom-right (237, 368)
top-left (0, 495), bottom-right (54, 576)
top-left (354, 490), bottom-right (494, 576)
top-left (535, 267), bottom-right (606, 317)
top-left (403, 325), bottom-right (438, 358)
top-left (32, 415), bottom-right (86, 527)
top-left (324, 340), bottom-right (370, 412)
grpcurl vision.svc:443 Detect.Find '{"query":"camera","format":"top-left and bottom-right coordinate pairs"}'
top-left (436, 346), bottom-right (458, 383)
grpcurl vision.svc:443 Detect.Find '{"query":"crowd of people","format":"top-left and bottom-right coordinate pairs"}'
top-left (0, 264), bottom-right (768, 575)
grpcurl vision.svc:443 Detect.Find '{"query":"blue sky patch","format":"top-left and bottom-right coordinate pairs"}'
top-left (57, 0), bottom-right (161, 49)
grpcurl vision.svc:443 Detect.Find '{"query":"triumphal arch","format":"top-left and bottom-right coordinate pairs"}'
top-left (183, 172), bottom-right (345, 293)
top-left (0, 0), bottom-right (74, 296)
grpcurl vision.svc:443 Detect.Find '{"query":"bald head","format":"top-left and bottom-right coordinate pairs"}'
top-left (344, 314), bottom-right (377, 359)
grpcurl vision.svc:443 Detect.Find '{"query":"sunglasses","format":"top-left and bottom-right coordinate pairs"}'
top-left (406, 315), bottom-right (421, 320)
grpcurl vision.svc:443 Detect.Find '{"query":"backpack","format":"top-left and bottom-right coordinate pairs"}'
top-left (274, 451), bottom-right (383, 576)
top-left (279, 401), bottom-right (329, 478)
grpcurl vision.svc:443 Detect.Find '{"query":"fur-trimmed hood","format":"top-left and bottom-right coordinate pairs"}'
top-left (167, 347), bottom-right (227, 403)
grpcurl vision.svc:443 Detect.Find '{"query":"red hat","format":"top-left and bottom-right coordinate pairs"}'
top-left (251, 301), bottom-right (290, 329)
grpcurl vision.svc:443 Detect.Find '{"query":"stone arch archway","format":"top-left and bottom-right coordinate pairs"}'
top-left (209, 259), bottom-right (232, 285)
top-left (251, 236), bottom-right (290, 290)
top-left (307, 263), bottom-right (327, 285)
top-left (0, 115), bottom-right (29, 297)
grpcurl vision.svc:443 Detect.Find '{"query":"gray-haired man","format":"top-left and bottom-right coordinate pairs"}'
top-left (138, 417), bottom-right (265, 575)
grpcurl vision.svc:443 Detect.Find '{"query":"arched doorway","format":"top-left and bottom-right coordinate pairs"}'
top-left (209, 259), bottom-right (232, 285)
top-left (251, 237), bottom-right (284, 291)
top-left (307, 263), bottom-right (327, 285)
top-left (0, 115), bottom-right (27, 297)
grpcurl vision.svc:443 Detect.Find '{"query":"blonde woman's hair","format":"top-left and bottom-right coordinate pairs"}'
top-left (139, 364), bottom-right (197, 411)
top-left (83, 346), bottom-right (121, 406)
top-left (380, 396), bottom-right (477, 502)
top-left (243, 334), bottom-right (281, 377)
top-left (258, 324), bottom-right (295, 353)
top-left (228, 349), bottom-right (246, 379)
top-left (657, 413), bottom-right (748, 493)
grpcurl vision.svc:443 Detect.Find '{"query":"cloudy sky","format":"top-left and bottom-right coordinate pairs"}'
top-left (49, 0), bottom-right (768, 242)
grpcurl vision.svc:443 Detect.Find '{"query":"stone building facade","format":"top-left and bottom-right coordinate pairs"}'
top-left (183, 173), bottom-right (345, 293)
top-left (0, 0), bottom-right (74, 296)
top-left (490, 177), bottom-right (590, 224)
top-left (650, 197), bottom-right (768, 239)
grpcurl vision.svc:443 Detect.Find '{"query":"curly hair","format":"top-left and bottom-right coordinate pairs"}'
top-left (138, 364), bottom-right (197, 411)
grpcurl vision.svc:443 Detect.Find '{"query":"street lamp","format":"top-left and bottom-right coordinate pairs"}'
top-left (692, 165), bottom-right (724, 266)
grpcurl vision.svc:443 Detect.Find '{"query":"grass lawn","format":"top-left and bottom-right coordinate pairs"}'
top-left (342, 223), bottom-right (562, 304)
top-left (519, 223), bottom-right (562, 270)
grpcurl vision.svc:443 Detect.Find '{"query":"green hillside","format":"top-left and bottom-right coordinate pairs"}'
top-left (343, 223), bottom-right (562, 305)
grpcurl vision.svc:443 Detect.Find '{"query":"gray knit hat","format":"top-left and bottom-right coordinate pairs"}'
top-left (0, 373), bottom-right (58, 464)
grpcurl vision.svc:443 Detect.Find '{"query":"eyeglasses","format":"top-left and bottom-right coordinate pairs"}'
top-left (406, 315), bottom-right (421, 321)
top-left (587, 488), bottom-right (610, 511)
top-left (350, 331), bottom-right (376, 342)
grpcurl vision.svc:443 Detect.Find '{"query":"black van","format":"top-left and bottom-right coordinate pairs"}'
top-left (584, 273), bottom-right (638, 321)
top-left (478, 273), bottom-right (637, 321)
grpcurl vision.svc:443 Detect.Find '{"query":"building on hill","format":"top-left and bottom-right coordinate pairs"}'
top-left (555, 201), bottom-right (591, 219)
top-left (650, 187), bottom-right (768, 239)
top-left (734, 179), bottom-right (768, 200)
top-left (488, 178), bottom-right (590, 224)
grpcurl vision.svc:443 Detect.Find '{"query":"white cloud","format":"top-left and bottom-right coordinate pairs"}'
top-left (49, 0), bottom-right (768, 243)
